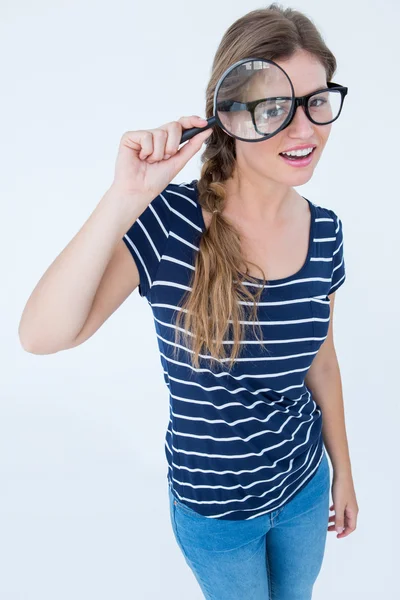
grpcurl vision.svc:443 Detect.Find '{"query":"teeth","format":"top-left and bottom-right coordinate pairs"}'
top-left (282, 147), bottom-right (314, 157)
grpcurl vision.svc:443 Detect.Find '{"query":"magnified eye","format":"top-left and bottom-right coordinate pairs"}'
top-left (256, 99), bottom-right (289, 124)
top-left (262, 106), bottom-right (285, 119)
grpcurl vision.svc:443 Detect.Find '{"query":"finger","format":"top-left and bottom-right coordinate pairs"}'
top-left (138, 131), bottom-right (154, 160)
top-left (145, 128), bottom-right (168, 164)
top-left (344, 509), bottom-right (357, 532)
top-left (164, 116), bottom-right (209, 159)
top-left (173, 127), bottom-right (212, 169)
top-left (341, 526), bottom-right (354, 537)
top-left (335, 522), bottom-right (345, 534)
top-left (332, 529), bottom-right (347, 538)
top-left (334, 507), bottom-right (345, 534)
top-left (163, 121), bottom-right (186, 158)
top-left (336, 525), bottom-right (352, 538)
top-left (177, 115), bottom-right (209, 130)
top-left (327, 523), bottom-right (347, 537)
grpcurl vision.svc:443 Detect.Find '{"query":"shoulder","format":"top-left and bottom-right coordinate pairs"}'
top-left (307, 200), bottom-right (344, 241)
top-left (161, 180), bottom-right (198, 210)
top-left (141, 180), bottom-right (198, 228)
top-left (306, 198), bottom-right (340, 223)
top-left (158, 180), bottom-right (201, 230)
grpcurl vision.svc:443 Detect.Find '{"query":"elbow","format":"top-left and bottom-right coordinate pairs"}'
top-left (18, 328), bottom-right (59, 355)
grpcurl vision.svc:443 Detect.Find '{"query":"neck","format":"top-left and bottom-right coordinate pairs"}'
top-left (224, 170), bottom-right (295, 224)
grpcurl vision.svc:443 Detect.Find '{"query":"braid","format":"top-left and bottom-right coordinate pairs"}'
top-left (172, 131), bottom-right (269, 371)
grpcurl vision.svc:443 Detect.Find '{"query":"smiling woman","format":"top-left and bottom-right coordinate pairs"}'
top-left (145, 2), bottom-right (354, 596)
top-left (18, 2), bottom-right (356, 599)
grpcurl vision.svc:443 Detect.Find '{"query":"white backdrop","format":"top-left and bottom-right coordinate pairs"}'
top-left (2, 1), bottom-right (398, 598)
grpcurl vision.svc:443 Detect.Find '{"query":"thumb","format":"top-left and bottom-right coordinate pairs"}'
top-left (171, 128), bottom-right (213, 171)
top-left (335, 507), bottom-right (345, 533)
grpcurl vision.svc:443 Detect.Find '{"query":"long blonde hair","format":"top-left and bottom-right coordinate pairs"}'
top-left (173, 3), bottom-right (337, 372)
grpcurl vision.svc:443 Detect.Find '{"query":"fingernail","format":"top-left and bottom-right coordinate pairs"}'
top-left (336, 526), bottom-right (344, 533)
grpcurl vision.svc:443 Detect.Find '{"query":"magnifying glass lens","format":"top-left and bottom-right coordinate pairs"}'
top-left (215, 59), bottom-right (293, 140)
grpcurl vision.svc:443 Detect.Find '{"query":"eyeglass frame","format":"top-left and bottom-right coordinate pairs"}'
top-left (216, 81), bottom-right (348, 139)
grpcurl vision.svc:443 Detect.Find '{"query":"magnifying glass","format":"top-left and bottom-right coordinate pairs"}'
top-left (180, 57), bottom-right (295, 144)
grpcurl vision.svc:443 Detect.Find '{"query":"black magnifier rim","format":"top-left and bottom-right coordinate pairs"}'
top-left (213, 57), bottom-right (296, 144)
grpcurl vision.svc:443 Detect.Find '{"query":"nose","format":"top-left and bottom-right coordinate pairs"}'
top-left (287, 105), bottom-right (315, 137)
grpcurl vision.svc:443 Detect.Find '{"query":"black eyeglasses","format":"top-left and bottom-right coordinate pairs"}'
top-left (217, 81), bottom-right (348, 133)
top-left (180, 56), bottom-right (349, 144)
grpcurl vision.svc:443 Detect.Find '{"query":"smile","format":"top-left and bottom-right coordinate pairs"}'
top-left (278, 147), bottom-right (316, 167)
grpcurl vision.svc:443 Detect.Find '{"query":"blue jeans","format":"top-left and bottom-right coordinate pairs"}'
top-left (168, 448), bottom-right (330, 600)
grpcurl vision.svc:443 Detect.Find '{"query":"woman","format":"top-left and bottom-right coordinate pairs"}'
top-left (19, 4), bottom-right (359, 599)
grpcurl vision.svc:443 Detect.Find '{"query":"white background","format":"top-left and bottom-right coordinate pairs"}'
top-left (2, 0), bottom-right (398, 598)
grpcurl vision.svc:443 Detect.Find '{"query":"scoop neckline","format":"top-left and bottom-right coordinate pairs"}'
top-left (193, 179), bottom-right (315, 286)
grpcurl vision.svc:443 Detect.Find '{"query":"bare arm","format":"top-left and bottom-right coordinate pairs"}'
top-left (18, 118), bottom-right (212, 355)
top-left (305, 292), bottom-right (352, 476)
top-left (18, 188), bottom-right (148, 354)
top-left (63, 238), bottom-right (140, 351)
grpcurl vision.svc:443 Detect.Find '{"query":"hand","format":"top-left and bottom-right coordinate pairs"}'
top-left (328, 472), bottom-right (359, 538)
top-left (110, 115), bottom-right (212, 202)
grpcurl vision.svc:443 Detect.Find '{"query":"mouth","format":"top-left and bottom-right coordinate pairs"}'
top-left (278, 147), bottom-right (317, 167)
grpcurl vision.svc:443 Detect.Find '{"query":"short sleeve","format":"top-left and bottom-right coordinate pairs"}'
top-left (122, 186), bottom-right (172, 299)
top-left (328, 211), bottom-right (346, 295)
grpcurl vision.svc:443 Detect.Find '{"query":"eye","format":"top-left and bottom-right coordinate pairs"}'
top-left (309, 96), bottom-right (327, 108)
top-left (262, 106), bottom-right (285, 119)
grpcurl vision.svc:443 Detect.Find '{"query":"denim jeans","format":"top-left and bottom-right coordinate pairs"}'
top-left (168, 448), bottom-right (330, 600)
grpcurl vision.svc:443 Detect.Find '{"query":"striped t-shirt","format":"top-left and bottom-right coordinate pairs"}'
top-left (122, 179), bottom-right (346, 521)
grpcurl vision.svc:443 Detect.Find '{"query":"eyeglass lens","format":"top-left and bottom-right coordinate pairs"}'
top-left (255, 90), bottom-right (342, 134)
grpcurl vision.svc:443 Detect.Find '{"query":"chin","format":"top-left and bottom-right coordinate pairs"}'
top-left (286, 170), bottom-right (315, 183)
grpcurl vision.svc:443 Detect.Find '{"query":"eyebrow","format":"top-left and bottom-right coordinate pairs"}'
top-left (297, 85), bottom-right (329, 96)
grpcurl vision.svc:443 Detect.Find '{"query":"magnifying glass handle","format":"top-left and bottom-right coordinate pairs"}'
top-left (180, 116), bottom-right (217, 144)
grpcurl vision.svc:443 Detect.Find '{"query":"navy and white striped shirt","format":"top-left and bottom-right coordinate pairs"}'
top-left (122, 179), bottom-right (346, 521)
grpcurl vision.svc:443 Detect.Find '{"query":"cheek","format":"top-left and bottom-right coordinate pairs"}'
top-left (244, 147), bottom-right (279, 175)
top-left (320, 123), bottom-right (332, 143)
top-left (244, 140), bottom-right (280, 166)
top-left (235, 141), bottom-right (283, 178)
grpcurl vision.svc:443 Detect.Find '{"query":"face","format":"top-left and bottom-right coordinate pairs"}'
top-left (234, 49), bottom-right (332, 188)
